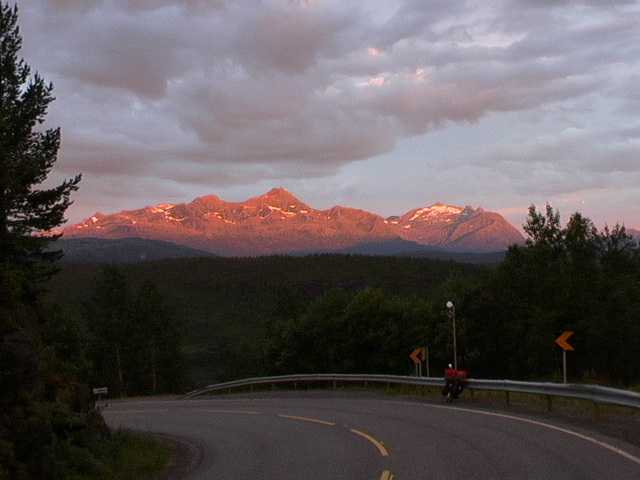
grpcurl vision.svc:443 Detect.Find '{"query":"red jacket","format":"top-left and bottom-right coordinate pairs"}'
top-left (445, 368), bottom-right (457, 379)
top-left (445, 368), bottom-right (468, 379)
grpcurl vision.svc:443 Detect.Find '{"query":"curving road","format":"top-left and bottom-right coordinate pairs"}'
top-left (103, 394), bottom-right (640, 479)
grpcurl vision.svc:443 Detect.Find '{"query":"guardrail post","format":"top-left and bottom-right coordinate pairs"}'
top-left (333, 380), bottom-right (337, 390)
top-left (546, 395), bottom-right (553, 412)
top-left (505, 391), bottom-right (510, 407)
top-left (293, 382), bottom-right (297, 390)
top-left (592, 401), bottom-right (600, 422)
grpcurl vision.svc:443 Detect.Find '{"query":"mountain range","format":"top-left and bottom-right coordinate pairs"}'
top-left (63, 188), bottom-right (525, 256)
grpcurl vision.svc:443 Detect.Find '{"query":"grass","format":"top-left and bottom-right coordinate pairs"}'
top-left (64, 430), bottom-right (172, 480)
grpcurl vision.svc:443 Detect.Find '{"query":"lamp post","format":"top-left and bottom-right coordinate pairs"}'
top-left (446, 301), bottom-right (457, 370)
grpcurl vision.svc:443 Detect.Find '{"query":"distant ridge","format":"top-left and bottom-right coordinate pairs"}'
top-left (339, 238), bottom-right (505, 264)
top-left (55, 237), bottom-right (214, 263)
top-left (64, 188), bottom-right (524, 256)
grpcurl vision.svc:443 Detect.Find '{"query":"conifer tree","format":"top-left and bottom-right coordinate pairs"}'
top-left (0, 4), bottom-right (85, 478)
top-left (0, 2), bottom-right (80, 290)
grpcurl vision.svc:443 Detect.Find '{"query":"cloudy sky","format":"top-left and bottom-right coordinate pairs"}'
top-left (21, 0), bottom-right (640, 229)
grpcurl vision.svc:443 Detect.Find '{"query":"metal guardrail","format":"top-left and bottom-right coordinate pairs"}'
top-left (183, 374), bottom-right (640, 410)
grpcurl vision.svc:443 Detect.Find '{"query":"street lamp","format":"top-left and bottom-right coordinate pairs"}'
top-left (446, 301), bottom-right (457, 370)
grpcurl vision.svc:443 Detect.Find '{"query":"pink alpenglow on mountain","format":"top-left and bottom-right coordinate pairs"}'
top-left (64, 188), bottom-right (524, 255)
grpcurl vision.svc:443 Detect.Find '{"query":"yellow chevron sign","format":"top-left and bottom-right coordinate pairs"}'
top-left (555, 331), bottom-right (575, 351)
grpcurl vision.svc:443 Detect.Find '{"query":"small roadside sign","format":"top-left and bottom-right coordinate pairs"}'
top-left (410, 347), bottom-right (425, 365)
top-left (92, 387), bottom-right (108, 395)
top-left (410, 347), bottom-right (428, 377)
top-left (555, 331), bottom-right (575, 384)
top-left (555, 331), bottom-right (575, 351)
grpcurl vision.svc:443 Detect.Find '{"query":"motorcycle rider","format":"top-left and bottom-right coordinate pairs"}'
top-left (443, 363), bottom-right (467, 401)
top-left (443, 363), bottom-right (456, 400)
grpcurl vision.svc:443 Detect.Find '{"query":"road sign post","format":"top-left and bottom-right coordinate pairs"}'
top-left (554, 331), bottom-right (575, 384)
top-left (92, 386), bottom-right (108, 406)
top-left (410, 347), bottom-right (426, 376)
top-left (425, 346), bottom-right (430, 377)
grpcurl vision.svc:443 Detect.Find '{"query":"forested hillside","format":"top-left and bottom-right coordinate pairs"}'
top-left (49, 204), bottom-right (640, 390)
top-left (49, 255), bottom-right (479, 387)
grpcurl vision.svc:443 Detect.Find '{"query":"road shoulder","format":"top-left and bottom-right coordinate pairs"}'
top-left (149, 433), bottom-right (205, 480)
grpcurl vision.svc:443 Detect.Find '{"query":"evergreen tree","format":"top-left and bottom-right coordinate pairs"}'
top-left (87, 271), bottom-right (185, 396)
top-left (88, 266), bottom-right (132, 397)
top-left (460, 205), bottom-right (640, 383)
top-left (132, 282), bottom-right (185, 394)
top-left (0, 2), bottom-right (80, 293)
top-left (0, 4), bottom-right (91, 478)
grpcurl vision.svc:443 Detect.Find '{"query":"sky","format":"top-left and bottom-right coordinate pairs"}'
top-left (20, 0), bottom-right (640, 229)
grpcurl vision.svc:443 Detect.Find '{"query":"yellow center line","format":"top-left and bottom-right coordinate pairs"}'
top-left (202, 409), bottom-right (262, 415)
top-left (380, 470), bottom-right (395, 480)
top-left (277, 414), bottom-right (336, 426)
top-left (349, 428), bottom-right (389, 457)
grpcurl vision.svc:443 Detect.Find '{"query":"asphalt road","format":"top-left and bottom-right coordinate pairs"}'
top-left (103, 394), bottom-right (640, 479)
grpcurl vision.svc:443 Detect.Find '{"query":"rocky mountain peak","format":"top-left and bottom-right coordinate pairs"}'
top-left (248, 187), bottom-right (309, 210)
top-left (65, 189), bottom-right (525, 254)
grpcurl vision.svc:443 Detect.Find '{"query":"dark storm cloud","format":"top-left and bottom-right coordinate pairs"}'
top-left (20, 0), bottom-right (640, 220)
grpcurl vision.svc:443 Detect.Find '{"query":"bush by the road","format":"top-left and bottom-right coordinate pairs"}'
top-left (57, 430), bottom-right (171, 480)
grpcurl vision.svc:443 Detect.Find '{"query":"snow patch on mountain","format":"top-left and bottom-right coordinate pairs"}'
top-left (268, 205), bottom-right (296, 217)
top-left (409, 204), bottom-right (464, 221)
top-left (150, 204), bottom-right (174, 214)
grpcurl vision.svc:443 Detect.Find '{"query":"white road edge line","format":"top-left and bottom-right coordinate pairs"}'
top-left (104, 409), bottom-right (169, 414)
top-left (392, 401), bottom-right (640, 467)
top-left (277, 414), bottom-right (336, 426)
top-left (201, 409), bottom-right (261, 415)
